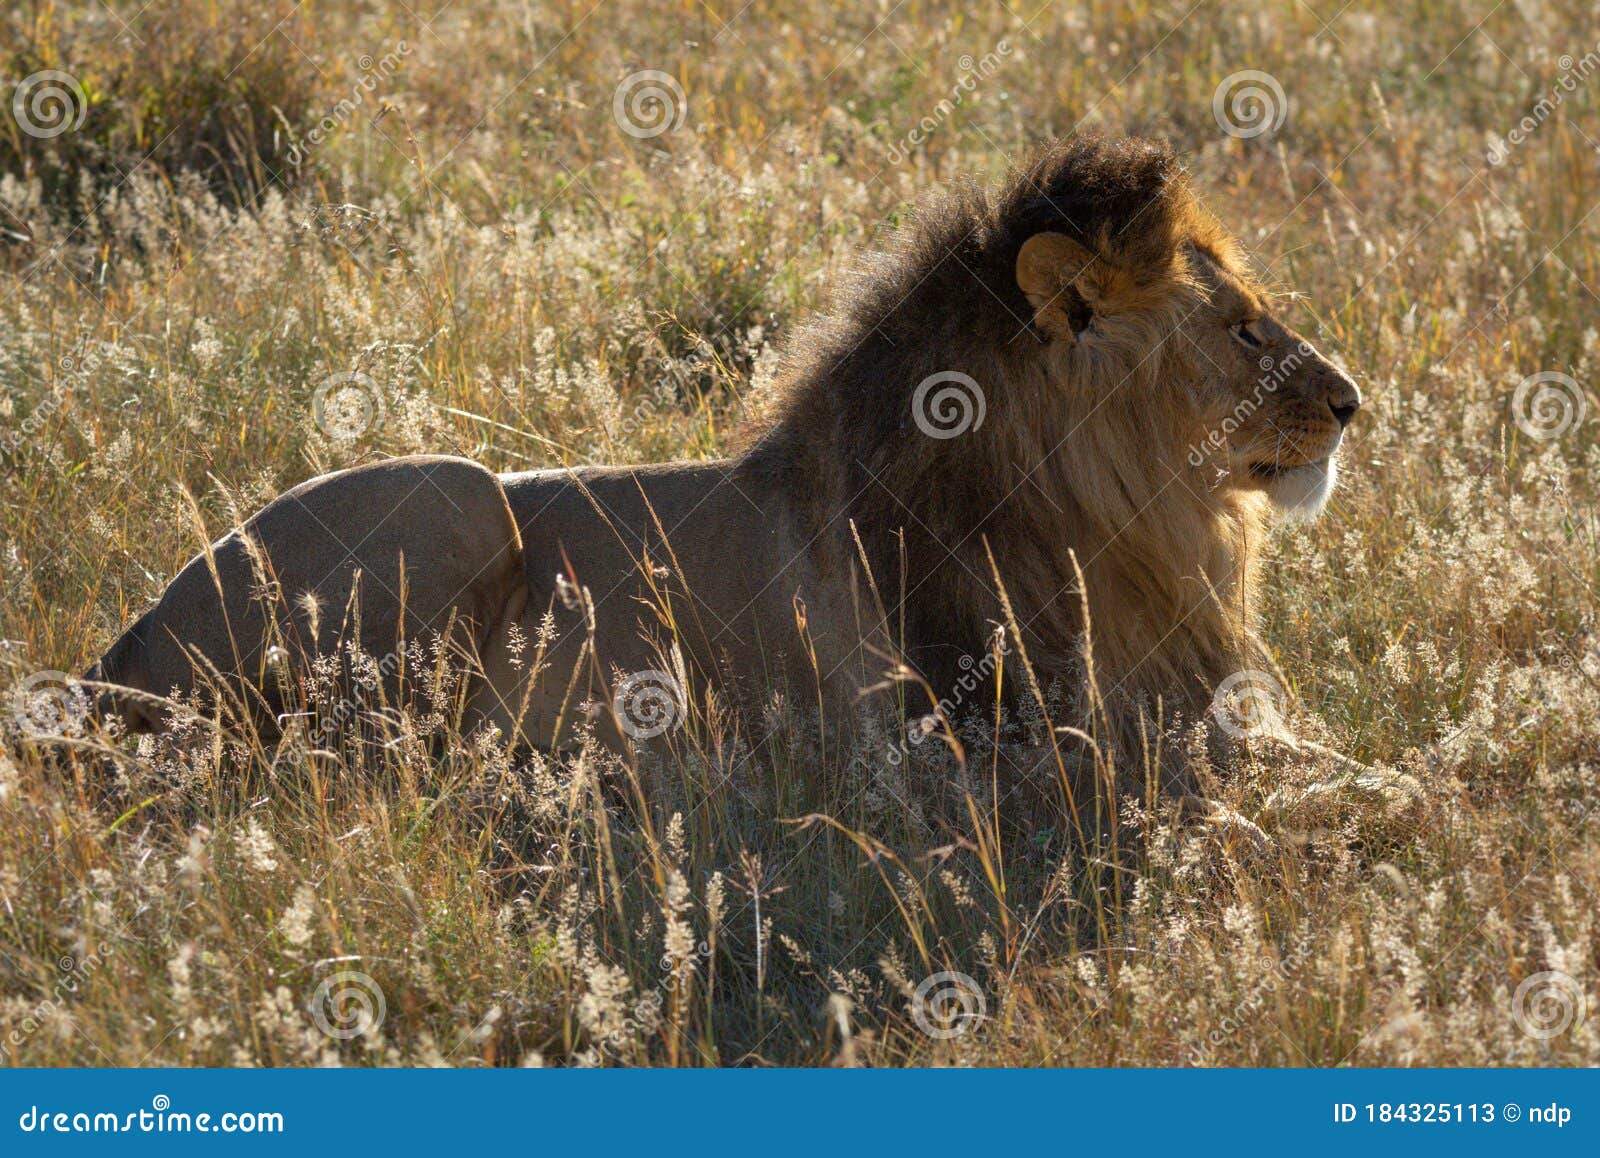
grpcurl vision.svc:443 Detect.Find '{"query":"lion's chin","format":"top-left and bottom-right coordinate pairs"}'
top-left (1259, 456), bottom-right (1338, 520)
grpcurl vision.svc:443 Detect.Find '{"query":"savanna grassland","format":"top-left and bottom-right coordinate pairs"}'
top-left (1, 0), bottom-right (1598, 1067)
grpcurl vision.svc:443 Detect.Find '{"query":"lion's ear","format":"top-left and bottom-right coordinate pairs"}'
top-left (1016, 232), bottom-right (1100, 344)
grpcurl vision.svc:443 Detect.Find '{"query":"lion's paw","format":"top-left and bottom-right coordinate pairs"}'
top-left (1176, 794), bottom-right (1276, 859)
top-left (1258, 759), bottom-right (1424, 838)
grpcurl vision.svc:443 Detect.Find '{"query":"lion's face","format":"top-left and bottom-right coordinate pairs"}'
top-left (1176, 243), bottom-right (1361, 519)
top-left (1015, 227), bottom-right (1361, 521)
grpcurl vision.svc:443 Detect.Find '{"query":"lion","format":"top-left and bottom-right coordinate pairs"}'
top-left (84, 134), bottom-right (1365, 808)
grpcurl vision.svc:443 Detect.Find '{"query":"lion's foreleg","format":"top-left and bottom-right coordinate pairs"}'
top-left (1250, 732), bottom-right (1422, 830)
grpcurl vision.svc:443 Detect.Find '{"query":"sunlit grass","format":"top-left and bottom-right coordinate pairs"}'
top-left (0, 0), bottom-right (1596, 1066)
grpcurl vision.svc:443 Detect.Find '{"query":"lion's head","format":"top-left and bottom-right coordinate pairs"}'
top-left (754, 134), bottom-right (1361, 733)
top-left (1013, 188), bottom-right (1360, 522)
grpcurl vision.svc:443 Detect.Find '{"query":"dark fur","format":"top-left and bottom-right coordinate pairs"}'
top-left (740, 135), bottom-right (1204, 706)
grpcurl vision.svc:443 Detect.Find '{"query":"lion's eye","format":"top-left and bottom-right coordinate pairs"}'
top-left (1230, 320), bottom-right (1263, 349)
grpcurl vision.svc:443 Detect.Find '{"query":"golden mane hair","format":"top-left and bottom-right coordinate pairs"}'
top-left (740, 134), bottom-right (1273, 731)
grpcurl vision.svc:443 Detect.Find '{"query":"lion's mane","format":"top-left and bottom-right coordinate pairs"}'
top-left (741, 135), bottom-right (1271, 731)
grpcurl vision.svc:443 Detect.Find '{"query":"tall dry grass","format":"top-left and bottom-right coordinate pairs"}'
top-left (0, 0), bottom-right (1596, 1065)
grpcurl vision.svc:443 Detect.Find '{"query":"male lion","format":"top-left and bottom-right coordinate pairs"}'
top-left (86, 135), bottom-right (1360, 801)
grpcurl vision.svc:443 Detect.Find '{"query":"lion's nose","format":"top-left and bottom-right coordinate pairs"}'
top-left (1324, 369), bottom-right (1361, 430)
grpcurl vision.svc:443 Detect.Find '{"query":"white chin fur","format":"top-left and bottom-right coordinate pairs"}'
top-left (1265, 457), bottom-right (1337, 521)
